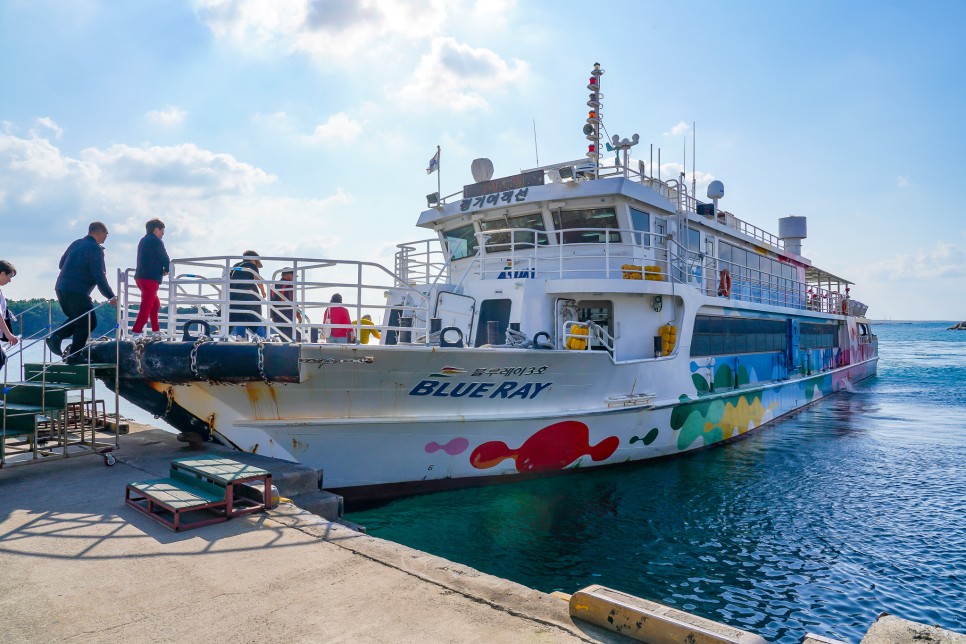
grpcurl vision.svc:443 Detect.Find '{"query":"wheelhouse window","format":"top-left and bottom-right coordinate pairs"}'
top-left (444, 224), bottom-right (479, 260)
top-left (630, 207), bottom-right (650, 247)
top-left (552, 207), bottom-right (620, 244)
top-left (479, 212), bottom-right (547, 251)
top-left (690, 316), bottom-right (788, 357)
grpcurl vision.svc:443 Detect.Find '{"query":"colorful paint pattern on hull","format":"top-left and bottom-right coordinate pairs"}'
top-left (214, 357), bottom-right (878, 494)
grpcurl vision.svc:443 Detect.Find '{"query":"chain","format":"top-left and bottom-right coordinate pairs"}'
top-left (189, 335), bottom-right (208, 379)
top-left (133, 336), bottom-right (147, 376)
top-left (255, 336), bottom-right (268, 382)
top-left (300, 356), bottom-right (374, 366)
top-left (164, 386), bottom-right (175, 417)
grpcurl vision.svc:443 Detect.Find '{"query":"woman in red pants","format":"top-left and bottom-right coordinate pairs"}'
top-left (132, 218), bottom-right (170, 335)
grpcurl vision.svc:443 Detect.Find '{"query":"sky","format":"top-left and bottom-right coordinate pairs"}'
top-left (1, 0), bottom-right (965, 320)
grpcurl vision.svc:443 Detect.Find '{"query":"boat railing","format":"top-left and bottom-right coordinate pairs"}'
top-left (721, 213), bottom-right (785, 251)
top-left (472, 227), bottom-right (674, 281)
top-left (471, 227), bottom-right (852, 315)
top-left (394, 239), bottom-right (450, 286)
top-left (117, 256), bottom-right (433, 344)
top-left (561, 320), bottom-right (615, 357)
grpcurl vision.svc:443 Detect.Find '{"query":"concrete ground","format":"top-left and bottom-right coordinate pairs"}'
top-left (0, 425), bottom-right (619, 643)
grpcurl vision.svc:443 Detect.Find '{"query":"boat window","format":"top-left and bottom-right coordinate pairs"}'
top-left (686, 227), bottom-right (701, 252)
top-left (800, 322), bottom-right (839, 349)
top-left (479, 213), bottom-right (547, 251)
top-left (654, 218), bottom-right (667, 248)
top-left (552, 207), bottom-right (620, 244)
top-left (444, 224), bottom-right (479, 260)
top-left (690, 315), bottom-right (788, 357)
top-left (474, 298), bottom-right (512, 346)
top-left (630, 208), bottom-right (650, 247)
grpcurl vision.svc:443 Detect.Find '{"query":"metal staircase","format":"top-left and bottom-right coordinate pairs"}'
top-left (1, 361), bottom-right (119, 468)
top-left (1, 299), bottom-right (121, 468)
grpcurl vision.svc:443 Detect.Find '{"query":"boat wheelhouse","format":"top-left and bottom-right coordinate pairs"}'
top-left (89, 64), bottom-right (877, 503)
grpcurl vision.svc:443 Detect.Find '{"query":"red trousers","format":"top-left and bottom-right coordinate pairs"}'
top-left (133, 278), bottom-right (161, 332)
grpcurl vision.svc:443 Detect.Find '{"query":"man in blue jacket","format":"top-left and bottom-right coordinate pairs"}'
top-left (47, 221), bottom-right (118, 357)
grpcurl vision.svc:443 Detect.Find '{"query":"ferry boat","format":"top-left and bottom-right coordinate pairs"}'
top-left (89, 64), bottom-right (878, 503)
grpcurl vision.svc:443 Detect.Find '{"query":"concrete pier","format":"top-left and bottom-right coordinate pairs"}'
top-left (1, 424), bottom-right (963, 643)
top-left (0, 425), bottom-right (619, 642)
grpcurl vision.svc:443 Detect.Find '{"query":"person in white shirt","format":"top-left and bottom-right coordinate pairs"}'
top-left (0, 260), bottom-right (19, 370)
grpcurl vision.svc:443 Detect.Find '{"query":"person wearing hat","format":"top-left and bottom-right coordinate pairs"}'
top-left (323, 293), bottom-right (352, 343)
top-left (227, 250), bottom-right (267, 338)
top-left (270, 267), bottom-right (302, 342)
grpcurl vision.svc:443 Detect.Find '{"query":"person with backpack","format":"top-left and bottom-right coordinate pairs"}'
top-left (227, 250), bottom-right (267, 338)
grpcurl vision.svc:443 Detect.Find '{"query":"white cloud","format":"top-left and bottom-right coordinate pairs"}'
top-left (897, 175), bottom-right (910, 188)
top-left (304, 112), bottom-right (365, 145)
top-left (861, 242), bottom-right (966, 281)
top-left (32, 117), bottom-right (64, 140)
top-left (81, 142), bottom-right (275, 198)
top-left (0, 124), bottom-right (354, 301)
top-left (194, 0), bottom-right (446, 62)
top-left (395, 37), bottom-right (528, 112)
top-left (146, 105), bottom-right (188, 127)
top-left (662, 121), bottom-right (691, 137)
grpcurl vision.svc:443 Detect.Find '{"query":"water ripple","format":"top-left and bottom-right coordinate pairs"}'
top-left (349, 322), bottom-right (966, 643)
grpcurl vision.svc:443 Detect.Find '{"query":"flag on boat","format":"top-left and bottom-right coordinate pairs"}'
top-left (426, 147), bottom-right (440, 174)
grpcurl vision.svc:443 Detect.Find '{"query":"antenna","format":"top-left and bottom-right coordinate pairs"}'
top-left (692, 121), bottom-right (696, 202)
top-left (533, 119), bottom-right (539, 166)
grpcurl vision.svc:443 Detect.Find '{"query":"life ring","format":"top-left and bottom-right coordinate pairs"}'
top-left (718, 269), bottom-right (732, 298)
top-left (181, 319), bottom-right (211, 341)
top-left (439, 326), bottom-right (464, 348)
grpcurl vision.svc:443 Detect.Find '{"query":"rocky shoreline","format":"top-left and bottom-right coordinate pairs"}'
top-left (949, 321), bottom-right (966, 330)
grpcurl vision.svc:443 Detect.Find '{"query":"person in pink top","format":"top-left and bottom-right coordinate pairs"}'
top-left (323, 293), bottom-right (352, 343)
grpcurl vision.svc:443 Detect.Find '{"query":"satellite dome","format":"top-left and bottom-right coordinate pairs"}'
top-left (471, 158), bottom-right (494, 183)
top-left (707, 180), bottom-right (725, 200)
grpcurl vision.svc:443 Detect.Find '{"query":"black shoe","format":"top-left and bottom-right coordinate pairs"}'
top-left (45, 336), bottom-right (62, 356)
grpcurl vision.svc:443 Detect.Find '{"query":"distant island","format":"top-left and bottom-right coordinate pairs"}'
top-left (6, 299), bottom-right (208, 340)
top-left (6, 298), bottom-right (118, 340)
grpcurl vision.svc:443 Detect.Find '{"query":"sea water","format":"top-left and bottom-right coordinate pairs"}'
top-left (347, 322), bottom-right (966, 643)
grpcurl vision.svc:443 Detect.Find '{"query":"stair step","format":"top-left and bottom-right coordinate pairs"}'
top-left (128, 477), bottom-right (227, 509)
top-left (126, 476), bottom-right (229, 532)
top-left (2, 382), bottom-right (69, 408)
top-left (1, 412), bottom-right (39, 434)
top-left (0, 402), bottom-right (46, 414)
top-left (23, 363), bottom-right (94, 387)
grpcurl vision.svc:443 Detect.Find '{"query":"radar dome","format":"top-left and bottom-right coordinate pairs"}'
top-left (471, 158), bottom-right (494, 183)
top-left (707, 180), bottom-right (725, 200)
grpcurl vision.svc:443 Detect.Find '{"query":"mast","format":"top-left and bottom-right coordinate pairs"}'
top-left (585, 63), bottom-right (603, 179)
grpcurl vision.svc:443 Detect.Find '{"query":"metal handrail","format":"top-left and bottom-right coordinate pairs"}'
top-left (118, 255), bottom-right (435, 345)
